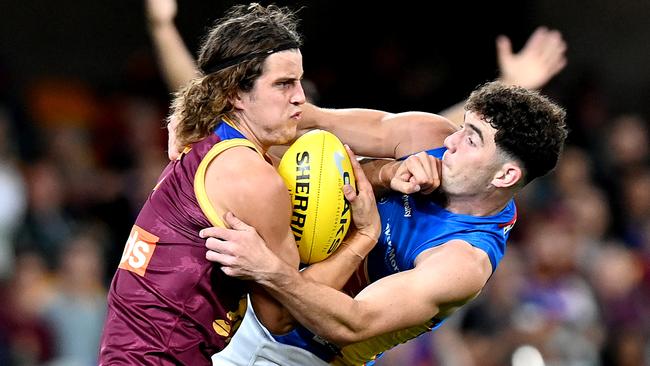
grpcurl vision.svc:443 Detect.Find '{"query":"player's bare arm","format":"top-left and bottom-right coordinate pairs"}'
top-left (266, 240), bottom-right (491, 345)
top-left (296, 107), bottom-right (454, 195)
top-left (145, 0), bottom-right (200, 92)
top-left (338, 108), bottom-right (452, 195)
top-left (207, 229), bottom-right (492, 345)
top-left (204, 145), bottom-right (299, 333)
top-left (299, 104), bottom-right (457, 159)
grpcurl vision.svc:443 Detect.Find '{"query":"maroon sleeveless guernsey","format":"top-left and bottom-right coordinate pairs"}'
top-left (99, 121), bottom-right (259, 365)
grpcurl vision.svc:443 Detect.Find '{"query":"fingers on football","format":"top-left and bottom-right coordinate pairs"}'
top-left (345, 145), bottom-right (372, 192)
top-left (344, 144), bottom-right (357, 161)
top-left (343, 183), bottom-right (358, 202)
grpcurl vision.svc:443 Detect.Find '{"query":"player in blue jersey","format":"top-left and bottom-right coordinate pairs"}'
top-left (202, 81), bottom-right (567, 365)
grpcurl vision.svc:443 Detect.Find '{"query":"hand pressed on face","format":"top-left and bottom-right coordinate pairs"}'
top-left (390, 152), bottom-right (442, 195)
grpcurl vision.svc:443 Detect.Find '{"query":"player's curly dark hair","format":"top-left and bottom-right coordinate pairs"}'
top-left (465, 81), bottom-right (568, 185)
top-left (171, 3), bottom-right (302, 147)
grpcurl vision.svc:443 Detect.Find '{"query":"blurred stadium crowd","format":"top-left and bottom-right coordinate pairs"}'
top-left (0, 2), bottom-right (649, 366)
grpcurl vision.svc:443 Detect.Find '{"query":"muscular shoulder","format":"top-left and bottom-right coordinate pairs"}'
top-left (205, 146), bottom-right (290, 218)
top-left (414, 240), bottom-right (492, 301)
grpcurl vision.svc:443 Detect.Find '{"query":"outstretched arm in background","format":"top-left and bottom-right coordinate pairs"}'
top-left (146, 0), bottom-right (200, 92)
top-left (440, 26), bottom-right (567, 126)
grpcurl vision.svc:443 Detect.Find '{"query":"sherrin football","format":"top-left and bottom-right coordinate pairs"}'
top-left (277, 129), bottom-right (356, 264)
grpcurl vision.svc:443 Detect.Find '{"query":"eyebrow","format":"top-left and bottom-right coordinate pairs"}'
top-left (466, 123), bottom-right (485, 145)
top-left (276, 76), bottom-right (302, 83)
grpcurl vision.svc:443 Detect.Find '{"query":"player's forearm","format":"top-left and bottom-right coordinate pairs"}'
top-left (148, 21), bottom-right (200, 91)
top-left (301, 105), bottom-right (456, 159)
top-left (299, 104), bottom-right (397, 158)
top-left (253, 232), bottom-right (374, 335)
top-left (260, 260), bottom-right (370, 346)
top-left (360, 158), bottom-right (399, 195)
top-left (300, 231), bottom-right (376, 290)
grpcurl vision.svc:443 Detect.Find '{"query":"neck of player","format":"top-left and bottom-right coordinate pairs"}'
top-left (443, 189), bottom-right (513, 217)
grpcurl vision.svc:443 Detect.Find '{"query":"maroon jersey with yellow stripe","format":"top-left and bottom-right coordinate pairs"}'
top-left (99, 121), bottom-right (257, 365)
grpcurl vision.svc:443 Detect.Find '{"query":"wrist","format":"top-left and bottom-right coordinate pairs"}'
top-left (258, 255), bottom-right (296, 288)
top-left (147, 18), bottom-right (175, 31)
top-left (497, 75), bottom-right (511, 84)
top-left (343, 230), bottom-right (379, 259)
top-left (378, 161), bottom-right (399, 189)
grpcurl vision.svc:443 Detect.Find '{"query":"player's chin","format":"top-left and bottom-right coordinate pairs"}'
top-left (272, 134), bottom-right (294, 146)
top-left (167, 144), bottom-right (180, 161)
top-left (279, 126), bottom-right (299, 144)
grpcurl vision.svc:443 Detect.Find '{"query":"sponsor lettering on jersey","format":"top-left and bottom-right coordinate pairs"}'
top-left (402, 195), bottom-right (412, 217)
top-left (118, 225), bottom-right (159, 276)
top-left (383, 222), bottom-right (399, 272)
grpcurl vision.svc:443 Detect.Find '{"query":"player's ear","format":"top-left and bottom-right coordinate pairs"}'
top-left (492, 162), bottom-right (522, 188)
top-left (230, 91), bottom-right (245, 110)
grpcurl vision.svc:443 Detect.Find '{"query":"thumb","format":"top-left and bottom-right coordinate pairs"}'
top-left (342, 184), bottom-right (357, 202)
top-left (224, 211), bottom-right (252, 231)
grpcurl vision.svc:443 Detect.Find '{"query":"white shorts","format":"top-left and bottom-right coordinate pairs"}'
top-left (212, 295), bottom-right (329, 366)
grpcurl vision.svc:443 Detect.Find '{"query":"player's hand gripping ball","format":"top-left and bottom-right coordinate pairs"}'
top-left (277, 130), bottom-right (356, 264)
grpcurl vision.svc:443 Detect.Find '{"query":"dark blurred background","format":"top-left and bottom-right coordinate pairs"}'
top-left (3, 1), bottom-right (650, 112)
top-left (0, 1), bottom-right (649, 365)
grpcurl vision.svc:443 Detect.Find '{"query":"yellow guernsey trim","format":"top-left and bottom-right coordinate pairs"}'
top-left (180, 146), bottom-right (192, 158)
top-left (331, 322), bottom-right (434, 366)
top-left (194, 138), bottom-right (262, 227)
top-left (221, 115), bottom-right (238, 129)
